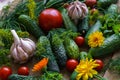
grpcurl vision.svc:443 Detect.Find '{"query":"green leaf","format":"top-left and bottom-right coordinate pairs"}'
top-left (113, 24), bottom-right (120, 34)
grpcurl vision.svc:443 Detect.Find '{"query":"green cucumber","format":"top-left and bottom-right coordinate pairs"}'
top-left (70, 71), bottom-right (78, 80)
top-left (64, 37), bottom-right (80, 59)
top-left (45, 0), bottom-right (64, 8)
top-left (18, 14), bottom-right (44, 39)
top-left (59, 7), bottom-right (77, 32)
top-left (107, 4), bottom-right (118, 14)
top-left (51, 34), bottom-right (67, 67)
top-left (36, 36), bottom-right (60, 72)
top-left (79, 51), bottom-right (88, 60)
top-left (89, 33), bottom-right (120, 58)
top-left (85, 20), bottom-right (102, 44)
top-left (97, 0), bottom-right (118, 9)
top-left (78, 14), bottom-right (89, 36)
top-left (9, 74), bottom-right (35, 80)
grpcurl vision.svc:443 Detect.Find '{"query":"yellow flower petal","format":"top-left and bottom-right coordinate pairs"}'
top-left (83, 74), bottom-right (88, 80)
top-left (75, 58), bottom-right (98, 80)
top-left (88, 31), bottom-right (104, 48)
top-left (76, 73), bottom-right (84, 80)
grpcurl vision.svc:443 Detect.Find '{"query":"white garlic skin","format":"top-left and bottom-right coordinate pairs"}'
top-left (67, 1), bottom-right (88, 20)
top-left (10, 30), bottom-right (36, 64)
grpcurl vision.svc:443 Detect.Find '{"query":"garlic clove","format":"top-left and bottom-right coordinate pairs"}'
top-left (20, 38), bottom-right (34, 54)
top-left (10, 44), bottom-right (20, 62)
top-left (16, 45), bottom-right (29, 62)
top-left (23, 38), bottom-right (36, 50)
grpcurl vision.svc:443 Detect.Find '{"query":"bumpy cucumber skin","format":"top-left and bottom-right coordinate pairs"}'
top-left (97, 0), bottom-right (118, 9)
top-left (8, 74), bottom-right (34, 80)
top-left (107, 4), bottom-right (118, 14)
top-left (51, 37), bottom-right (68, 67)
top-left (64, 38), bottom-right (80, 59)
top-left (18, 15), bottom-right (44, 39)
top-left (38, 36), bottom-right (60, 72)
top-left (89, 34), bottom-right (120, 58)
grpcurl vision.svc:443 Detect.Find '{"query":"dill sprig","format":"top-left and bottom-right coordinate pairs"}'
top-left (27, 0), bottom-right (36, 20)
top-left (109, 58), bottom-right (120, 74)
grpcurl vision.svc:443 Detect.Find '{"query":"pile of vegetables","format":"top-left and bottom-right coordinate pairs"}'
top-left (0, 0), bottom-right (120, 80)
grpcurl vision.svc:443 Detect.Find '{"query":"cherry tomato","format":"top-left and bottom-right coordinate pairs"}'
top-left (95, 59), bottom-right (104, 71)
top-left (66, 59), bottom-right (79, 72)
top-left (85, 0), bottom-right (97, 8)
top-left (17, 66), bottom-right (29, 76)
top-left (74, 36), bottom-right (85, 46)
top-left (0, 66), bottom-right (12, 80)
top-left (39, 8), bottom-right (63, 32)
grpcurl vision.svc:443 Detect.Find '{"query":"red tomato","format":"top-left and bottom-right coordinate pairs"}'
top-left (85, 0), bottom-right (97, 8)
top-left (39, 8), bottom-right (63, 32)
top-left (0, 66), bottom-right (12, 80)
top-left (66, 59), bottom-right (79, 72)
top-left (95, 59), bottom-right (104, 71)
top-left (74, 36), bottom-right (85, 46)
top-left (17, 66), bottom-right (29, 76)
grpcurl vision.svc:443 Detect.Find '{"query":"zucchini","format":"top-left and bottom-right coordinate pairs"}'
top-left (78, 14), bottom-right (89, 36)
top-left (51, 34), bottom-right (67, 67)
top-left (36, 36), bottom-right (60, 72)
top-left (59, 7), bottom-right (77, 32)
top-left (64, 37), bottom-right (80, 59)
top-left (18, 14), bottom-right (44, 39)
top-left (85, 20), bottom-right (102, 44)
top-left (89, 33), bottom-right (120, 58)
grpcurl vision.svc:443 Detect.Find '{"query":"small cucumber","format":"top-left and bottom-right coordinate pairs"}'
top-left (45, 0), bottom-right (63, 8)
top-left (97, 0), bottom-right (118, 9)
top-left (37, 36), bottom-right (60, 72)
top-left (18, 14), bottom-right (44, 39)
top-left (64, 37), bottom-right (80, 59)
top-left (107, 4), bottom-right (118, 15)
top-left (51, 34), bottom-right (67, 67)
top-left (79, 51), bottom-right (88, 60)
top-left (78, 14), bottom-right (89, 36)
top-left (59, 7), bottom-right (77, 32)
top-left (70, 71), bottom-right (78, 80)
top-left (85, 20), bottom-right (102, 44)
top-left (89, 33), bottom-right (120, 58)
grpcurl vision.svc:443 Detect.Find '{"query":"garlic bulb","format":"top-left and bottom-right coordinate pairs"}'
top-left (67, 0), bottom-right (88, 23)
top-left (10, 30), bottom-right (36, 64)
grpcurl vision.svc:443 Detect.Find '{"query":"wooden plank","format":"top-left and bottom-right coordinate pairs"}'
top-left (103, 50), bottom-right (120, 80)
